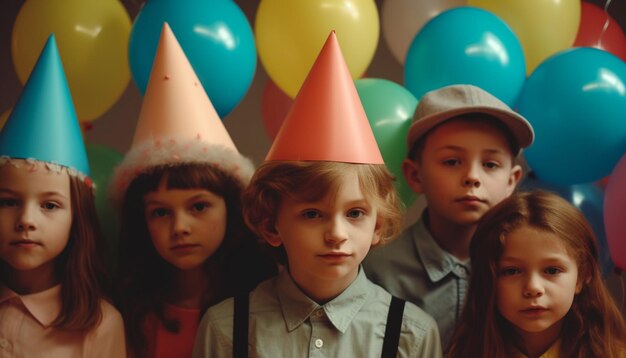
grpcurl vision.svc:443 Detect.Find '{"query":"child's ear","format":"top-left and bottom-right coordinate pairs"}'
top-left (259, 221), bottom-right (283, 247)
top-left (506, 164), bottom-right (523, 196)
top-left (371, 217), bottom-right (383, 247)
top-left (402, 159), bottom-right (424, 194)
top-left (575, 274), bottom-right (591, 294)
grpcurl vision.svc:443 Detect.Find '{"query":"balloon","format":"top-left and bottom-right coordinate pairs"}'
top-left (86, 144), bottom-right (123, 268)
top-left (261, 79), bottom-right (293, 140)
top-left (404, 7), bottom-right (525, 107)
top-left (518, 48), bottom-right (626, 185)
top-left (521, 174), bottom-right (614, 277)
top-left (381, 0), bottom-right (466, 64)
top-left (468, 0), bottom-right (580, 74)
top-left (574, 2), bottom-right (626, 63)
top-left (12, 0), bottom-right (131, 122)
top-left (605, 154), bottom-right (626, 271)
top-left (355, 78), bottom-right (418, 206)
top-left (255, 0), bottom-right (379, 98)
top-left (129, 0), bottom-right (256, 117)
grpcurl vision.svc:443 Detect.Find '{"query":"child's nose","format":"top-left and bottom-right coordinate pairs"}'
top-left (523, 273), bottom-right (544, 298)
top-left (325, 217), bottom-right (348, 244)
top-left (15, 205), bottom-right (37, 232)
top-left (172, 213), bottom-right (192, 238)
top-left (462, 164), bottom-right (481, 188)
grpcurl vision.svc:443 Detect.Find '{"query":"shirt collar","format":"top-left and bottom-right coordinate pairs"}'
top-left (412, 210), bottom-right (470, 282)
top-left (0, 284), bottom-right (62, 327)
top-left (276, 267), bottom-right (370, 333)
top-left (510, 339), bottom-right (561, 358)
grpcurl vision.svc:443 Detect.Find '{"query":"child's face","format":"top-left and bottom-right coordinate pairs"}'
top-left (143, 179), bottom-right (227, 271)
top-left (496, 225), bottom-right (582, 345)
top-left (268, 172), bottom-right (380, 300)
top-left (403, 119), bottom-right (521, 226)
top-left (0, 164), bottom-right (72, 277)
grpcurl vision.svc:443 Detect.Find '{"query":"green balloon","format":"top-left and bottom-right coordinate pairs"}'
top-left (86, 144), bottom-right (123, 268)
top-left (355, 78), bottom-right (418, 206)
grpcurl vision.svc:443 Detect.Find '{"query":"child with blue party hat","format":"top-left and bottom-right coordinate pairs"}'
top-left (0, 35), bottom-right (126, 356)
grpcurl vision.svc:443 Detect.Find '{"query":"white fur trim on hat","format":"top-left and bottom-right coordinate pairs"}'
top-left (0, 156), bottom-right (93, 189)
top-left (109, 136), bottom-right (255, 208)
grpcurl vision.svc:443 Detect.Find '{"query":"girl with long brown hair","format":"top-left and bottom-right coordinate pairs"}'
top-left (447, 190), bottom-right (626, 357)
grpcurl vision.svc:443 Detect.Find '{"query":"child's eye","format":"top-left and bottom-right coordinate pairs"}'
top-left (499, 267), bottom-right (520, 276)
top-left (301, 210), bottom-right (321, 219)
top-left (190, 202), bottom-right (210, 213)
top-left (0, 198), bottom-right (18, 208)
top-left (41, 202), bottom-right (60, 211)
top-left (484, 161), bottom-right (500, 169)
top-left (443, 159), bottom-right (460, 166)
top-left (545, 267), bottom-right (562, 275)
top-left (150, 208), bottom-right (170, 218)
top-left (346, 209), bottom-right (365, 219)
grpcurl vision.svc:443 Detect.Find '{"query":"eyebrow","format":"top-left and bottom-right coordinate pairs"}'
top-left (144, 192), bottom-right (217, 206)
top-left (0, 188), bottom-right (68, 199)
top-left (434, 145), bottom-right (507, 155)
top-left (499, 255), bottom-right (571, 264)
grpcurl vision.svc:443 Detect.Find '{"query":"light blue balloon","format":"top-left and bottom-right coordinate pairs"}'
top-left (129, 0), bottom-right (256, 117)
top-left (404, 6), bottom-right (525, 106)
top-left (521, 175), bottom-right (614, 277)
top-left (519, 47), bottom-right (626, 185)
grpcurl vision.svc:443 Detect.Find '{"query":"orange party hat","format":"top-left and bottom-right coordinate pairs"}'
top-left (110, 23), bottom-right (253, 205)
top-left (265, 31), bottom-right (384, 164)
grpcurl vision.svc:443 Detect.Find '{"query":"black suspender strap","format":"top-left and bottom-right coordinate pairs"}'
top-left (381, 296), bottom-right (406, 358)
top-left (233, 293), bottom-right (249, 358)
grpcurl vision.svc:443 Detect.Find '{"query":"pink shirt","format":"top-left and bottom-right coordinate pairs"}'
top-left (0, 284), bottom-right (126, 357)
top-left (144, 304), bottom-right (200, 358)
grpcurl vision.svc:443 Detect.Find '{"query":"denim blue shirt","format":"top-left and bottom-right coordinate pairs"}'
top-left (192, 268), bottom-right (442, 357)
top-left (363, 211), bottom-right (470, 348)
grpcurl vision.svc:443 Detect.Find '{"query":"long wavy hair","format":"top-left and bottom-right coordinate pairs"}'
top-left (115, 164), bottom-right (277, 357)
top-left (447, 190), bottom-right (626, 358)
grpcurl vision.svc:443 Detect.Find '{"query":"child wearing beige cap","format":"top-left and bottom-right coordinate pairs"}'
top-left (363, 84), bottom-right (535, 348)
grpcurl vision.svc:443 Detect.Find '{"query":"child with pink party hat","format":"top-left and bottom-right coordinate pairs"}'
top-left (192, 31), bottom-right (441, 358)
top-left (109, 24), bottom-right (277, 358)
top-left (0, 35), bottom-right (125, 357)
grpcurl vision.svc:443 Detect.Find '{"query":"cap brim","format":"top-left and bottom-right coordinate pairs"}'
top-left (407, 106), bottom-right (534, 153)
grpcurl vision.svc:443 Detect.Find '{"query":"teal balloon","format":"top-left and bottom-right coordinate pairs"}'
top-left (129, 0), bottom-right (256, 117)
top-left (0, 35), bottom-right (89, 176)
top-left (355, 78), bottom-right (418, 206)
top-left (519, 48), bottom-right (626, 185)
top-left (86, 144), bottom-right (123, 268)
top-left (404, 7), bottom-right (525, 106)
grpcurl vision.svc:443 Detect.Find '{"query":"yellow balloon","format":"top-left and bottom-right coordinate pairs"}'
top-left (468, 0), bottom-right (581, 74)
top-left (12, 0), bottom-right (131, 122)
top-left (255, 0), bottom-right (379, 98)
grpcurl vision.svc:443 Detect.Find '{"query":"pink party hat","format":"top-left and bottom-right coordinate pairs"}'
top-left (266, 31), bottom-right (384, 164)
top-left (110, 23), bottom-right (253, 205)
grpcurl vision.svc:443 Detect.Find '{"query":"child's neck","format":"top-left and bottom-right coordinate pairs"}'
top-left (425, 211), bottom-right (475, 260)
top-left (513, 321), bottom-right (562, 358)
top-left (168, 267), bottom-right (210, 309)
top-left (2, 262), bottom-right (58, 295)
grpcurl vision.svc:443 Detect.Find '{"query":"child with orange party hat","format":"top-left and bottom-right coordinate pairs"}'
top-left (192, 31), bottom-right (441, 358)
top-left (0, 35), bottom-right (125, 357)
top-left (110, 24), bottom-right (277, 358)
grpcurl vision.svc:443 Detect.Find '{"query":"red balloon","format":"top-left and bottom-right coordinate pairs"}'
top-left (261, 79), bottom-right (293, 140)
top-left (574, 2), bottom-right (626, 62)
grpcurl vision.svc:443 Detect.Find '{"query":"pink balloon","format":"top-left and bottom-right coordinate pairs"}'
top-left (261, 79), bottom-right (293, 140)
top-left (604, 153), bottom-right (626, 271)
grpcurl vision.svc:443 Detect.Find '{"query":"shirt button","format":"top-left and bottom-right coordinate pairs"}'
top-left (314, 339), bottom-right (324, 348)
top-left (0, 339), bottom-right (8, 349)
top-left (314, 309), bottom-right (324, 318)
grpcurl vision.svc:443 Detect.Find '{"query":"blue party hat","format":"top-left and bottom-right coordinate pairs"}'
top-left (0, 35), bottom-right (90, 177)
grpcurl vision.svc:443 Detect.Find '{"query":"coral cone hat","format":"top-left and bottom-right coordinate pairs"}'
top-left (266, 31), bottom-right (383, 164)
top-left (111, 23), bottom-right (253, 205)
top-left (0, 34), bottom-right (91, 180)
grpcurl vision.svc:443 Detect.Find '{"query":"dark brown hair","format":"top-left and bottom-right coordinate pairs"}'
top-left (115, 163), bottom-right (277, 357)
top-left (242, 161), bottom-right (404, 257)
top-left (447, 190), bottom-right (626, 358)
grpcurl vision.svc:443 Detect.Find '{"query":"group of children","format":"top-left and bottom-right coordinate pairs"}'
top-left (1, 25), bottom-right (625, 358)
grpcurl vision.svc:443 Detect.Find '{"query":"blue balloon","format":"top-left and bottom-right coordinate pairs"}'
top-left (404, 7), bottom-right (525, 106)
top-left (129, 0), bottom-right (256, 117)
top-left (519, 48), bottom-right (626, 185)
top-left (521, 175), bottom-right (614, 277)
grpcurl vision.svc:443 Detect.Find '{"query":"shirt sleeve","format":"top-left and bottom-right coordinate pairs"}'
top-left (413, 318), bottom-right (442, 358)
top-left (192, 299), bottom-right (235, 358)
top-left (86, 301), bottom-right (127, 358)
